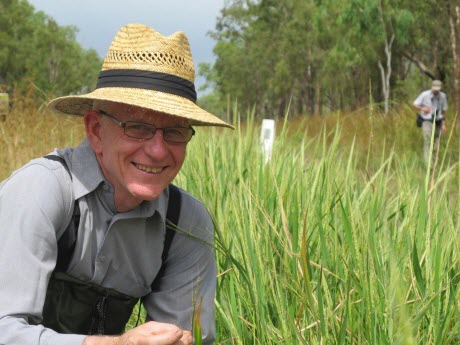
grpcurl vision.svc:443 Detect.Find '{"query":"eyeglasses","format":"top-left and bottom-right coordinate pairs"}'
top-left (98, 110), bottom-right (195, 143)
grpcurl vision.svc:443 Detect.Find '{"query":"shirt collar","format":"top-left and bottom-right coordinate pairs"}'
top-left (66, 138), bottom-right (104, 200)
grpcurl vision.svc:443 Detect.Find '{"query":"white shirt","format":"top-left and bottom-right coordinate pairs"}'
top-left (413, 90), bottom-right (448, 120)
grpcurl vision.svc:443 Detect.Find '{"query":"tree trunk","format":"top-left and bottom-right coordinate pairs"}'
top-left (376, 0), bottom-right (394, 115)
top-left (447, 0), bottom-right (460, 108)
top-left (378, 34), bottom-right (394, 115)
top-left (315, 79), bottom-right (322, 115)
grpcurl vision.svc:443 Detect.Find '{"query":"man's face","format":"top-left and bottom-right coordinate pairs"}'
top-left (85, 102), bottom-right (189, 211)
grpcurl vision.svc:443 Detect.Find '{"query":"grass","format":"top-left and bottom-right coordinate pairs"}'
top-left (1, 100), bottom-right (459, 344)
top-left (180, 106), bottom-right (460, 344)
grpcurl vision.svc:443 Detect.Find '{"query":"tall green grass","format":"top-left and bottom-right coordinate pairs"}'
top-left (1, 104), bottom-right (459, 344)
top-left (180, 108), bottom-right (460, 344)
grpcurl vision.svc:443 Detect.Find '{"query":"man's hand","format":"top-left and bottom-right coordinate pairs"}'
top-left (442, 122), bottom-right (447, 134)
top-left (421, 106), bottom-right (431, 113)
top-left (83, 321), bottom-right (193, 345)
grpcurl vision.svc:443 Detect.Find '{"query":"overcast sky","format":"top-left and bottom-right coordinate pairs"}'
top-left (27, 0), bottom-right (225, 94)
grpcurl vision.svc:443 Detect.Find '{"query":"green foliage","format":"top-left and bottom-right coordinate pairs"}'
top-left (206, 0), bottom-right (458, 117)
top-left (211, 0), bottom-right (321, 118)
top-left (0, 0), bottom-right (102, 101)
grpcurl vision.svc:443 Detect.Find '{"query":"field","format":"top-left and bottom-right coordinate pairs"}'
top-left (1, 101), bottom-right (460, 344)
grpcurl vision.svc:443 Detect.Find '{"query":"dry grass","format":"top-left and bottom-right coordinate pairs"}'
top-left (0, 105), bottom-right (85, 181)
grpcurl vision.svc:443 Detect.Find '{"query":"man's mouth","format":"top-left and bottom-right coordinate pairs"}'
top-left (134, 163), bottom-right (164, 173)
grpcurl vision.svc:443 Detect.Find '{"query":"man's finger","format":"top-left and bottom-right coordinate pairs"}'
top-left (171, 330), bottom-right (192, 345)
top-left (140, 321), bottom-right (181, 334)
top-left (148, 329), bottom-right (184, 344)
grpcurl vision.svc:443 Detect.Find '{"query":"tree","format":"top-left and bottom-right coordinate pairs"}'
top-left (339, 0), bottom-right (415, 114)
top-left (446, 0), bottom-right (460, 107)
top-left (401, 0), bottom-right (456, 98)
top-left (205, 0), bottom-right (457, 118)
top-left (0, 0), bottom-right (36, 89)
top-left (0, 0), bottom-right (102, 100)
top-left (211, 0), bottom-right (324, 118)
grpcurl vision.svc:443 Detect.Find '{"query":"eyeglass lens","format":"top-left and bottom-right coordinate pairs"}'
top-left (124, 122), bottom-right (193, 143)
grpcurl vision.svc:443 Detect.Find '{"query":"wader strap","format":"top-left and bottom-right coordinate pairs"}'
top-left (44, 155), bottom-right (81, 272)
top-left (151, 184), bottom-right (181, 291)
top-left (44, 155), bottom-right (71, 176)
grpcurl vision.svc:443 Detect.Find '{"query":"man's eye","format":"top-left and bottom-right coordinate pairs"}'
top-left (126, 123), bottom-right (154, 137)
top-left (128, 123), bottom-right (151, 131)
top-left (166, 128), bottom-right (185, 136)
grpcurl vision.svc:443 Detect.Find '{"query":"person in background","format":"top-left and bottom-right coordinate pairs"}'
top-left (0, 23), bottom-right (233, 345)
top-left (413, 79), bottom-right (448, 168)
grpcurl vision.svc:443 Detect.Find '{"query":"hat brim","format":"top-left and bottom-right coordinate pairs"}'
top-left (48, 87), bottom-right (234, 129)
top-left (432, 87), bottom-right (441, 91)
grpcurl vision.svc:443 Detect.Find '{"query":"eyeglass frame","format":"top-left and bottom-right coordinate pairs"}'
top-left (97, 110), bottom-right (195, 143)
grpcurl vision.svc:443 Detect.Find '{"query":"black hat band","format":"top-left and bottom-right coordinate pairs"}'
top-left (96, 69), bottom-right (197, 103)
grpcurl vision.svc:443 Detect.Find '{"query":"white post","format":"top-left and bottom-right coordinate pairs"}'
top-left (260, 119), bottom-right (275, 164)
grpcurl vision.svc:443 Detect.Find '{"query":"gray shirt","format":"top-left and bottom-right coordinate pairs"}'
top-left (413, 90), bottom-right (448, 120)
top-left (0, 139), bottom-right (216, 345)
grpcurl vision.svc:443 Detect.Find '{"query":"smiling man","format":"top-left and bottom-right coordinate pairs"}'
top-left (0, 23), bottom-right (233, 345)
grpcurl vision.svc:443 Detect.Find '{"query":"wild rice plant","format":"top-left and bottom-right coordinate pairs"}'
top-left (179, 108), bottom-right (460, 344)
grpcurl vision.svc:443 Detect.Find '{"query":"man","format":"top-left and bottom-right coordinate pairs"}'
top-left (0, 23), bottom-right (233, 345)
top-left (413, 80), bottom-right (448, 167)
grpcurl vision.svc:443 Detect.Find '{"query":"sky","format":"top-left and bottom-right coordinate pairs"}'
top-left (27, 0), bottom-right (226, 94)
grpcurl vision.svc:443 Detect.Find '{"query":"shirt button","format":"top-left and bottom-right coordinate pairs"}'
top-left (99, 255), bottom-right (106, 262)
top-left (103, 184), bottom-right (110, 191)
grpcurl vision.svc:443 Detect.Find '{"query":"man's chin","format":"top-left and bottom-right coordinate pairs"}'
top-left (129, 185), bottom-right (167, 201)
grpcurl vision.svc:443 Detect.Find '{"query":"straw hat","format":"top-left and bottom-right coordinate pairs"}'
top-left (48, 23), bottom-right (233, 128)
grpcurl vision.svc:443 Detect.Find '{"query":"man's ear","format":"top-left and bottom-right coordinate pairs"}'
top-left (84, 110), bottom-right (103, 154)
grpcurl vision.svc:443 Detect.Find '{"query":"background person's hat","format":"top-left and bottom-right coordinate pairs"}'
top-left (48, 23), bottom-right (233, 129)
top-left (431, 80), bottom-right (442, 91)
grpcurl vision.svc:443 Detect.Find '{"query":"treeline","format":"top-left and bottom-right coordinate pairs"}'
top-left (199, 0), bottom-right (460, 118)
top-left (0, 0), bottom-right (101, 103)
top-left (2, 0), bottom-right (459, 120)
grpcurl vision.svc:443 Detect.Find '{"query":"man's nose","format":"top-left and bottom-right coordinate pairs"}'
top-left (144, 129), bottom-right (169, 156)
